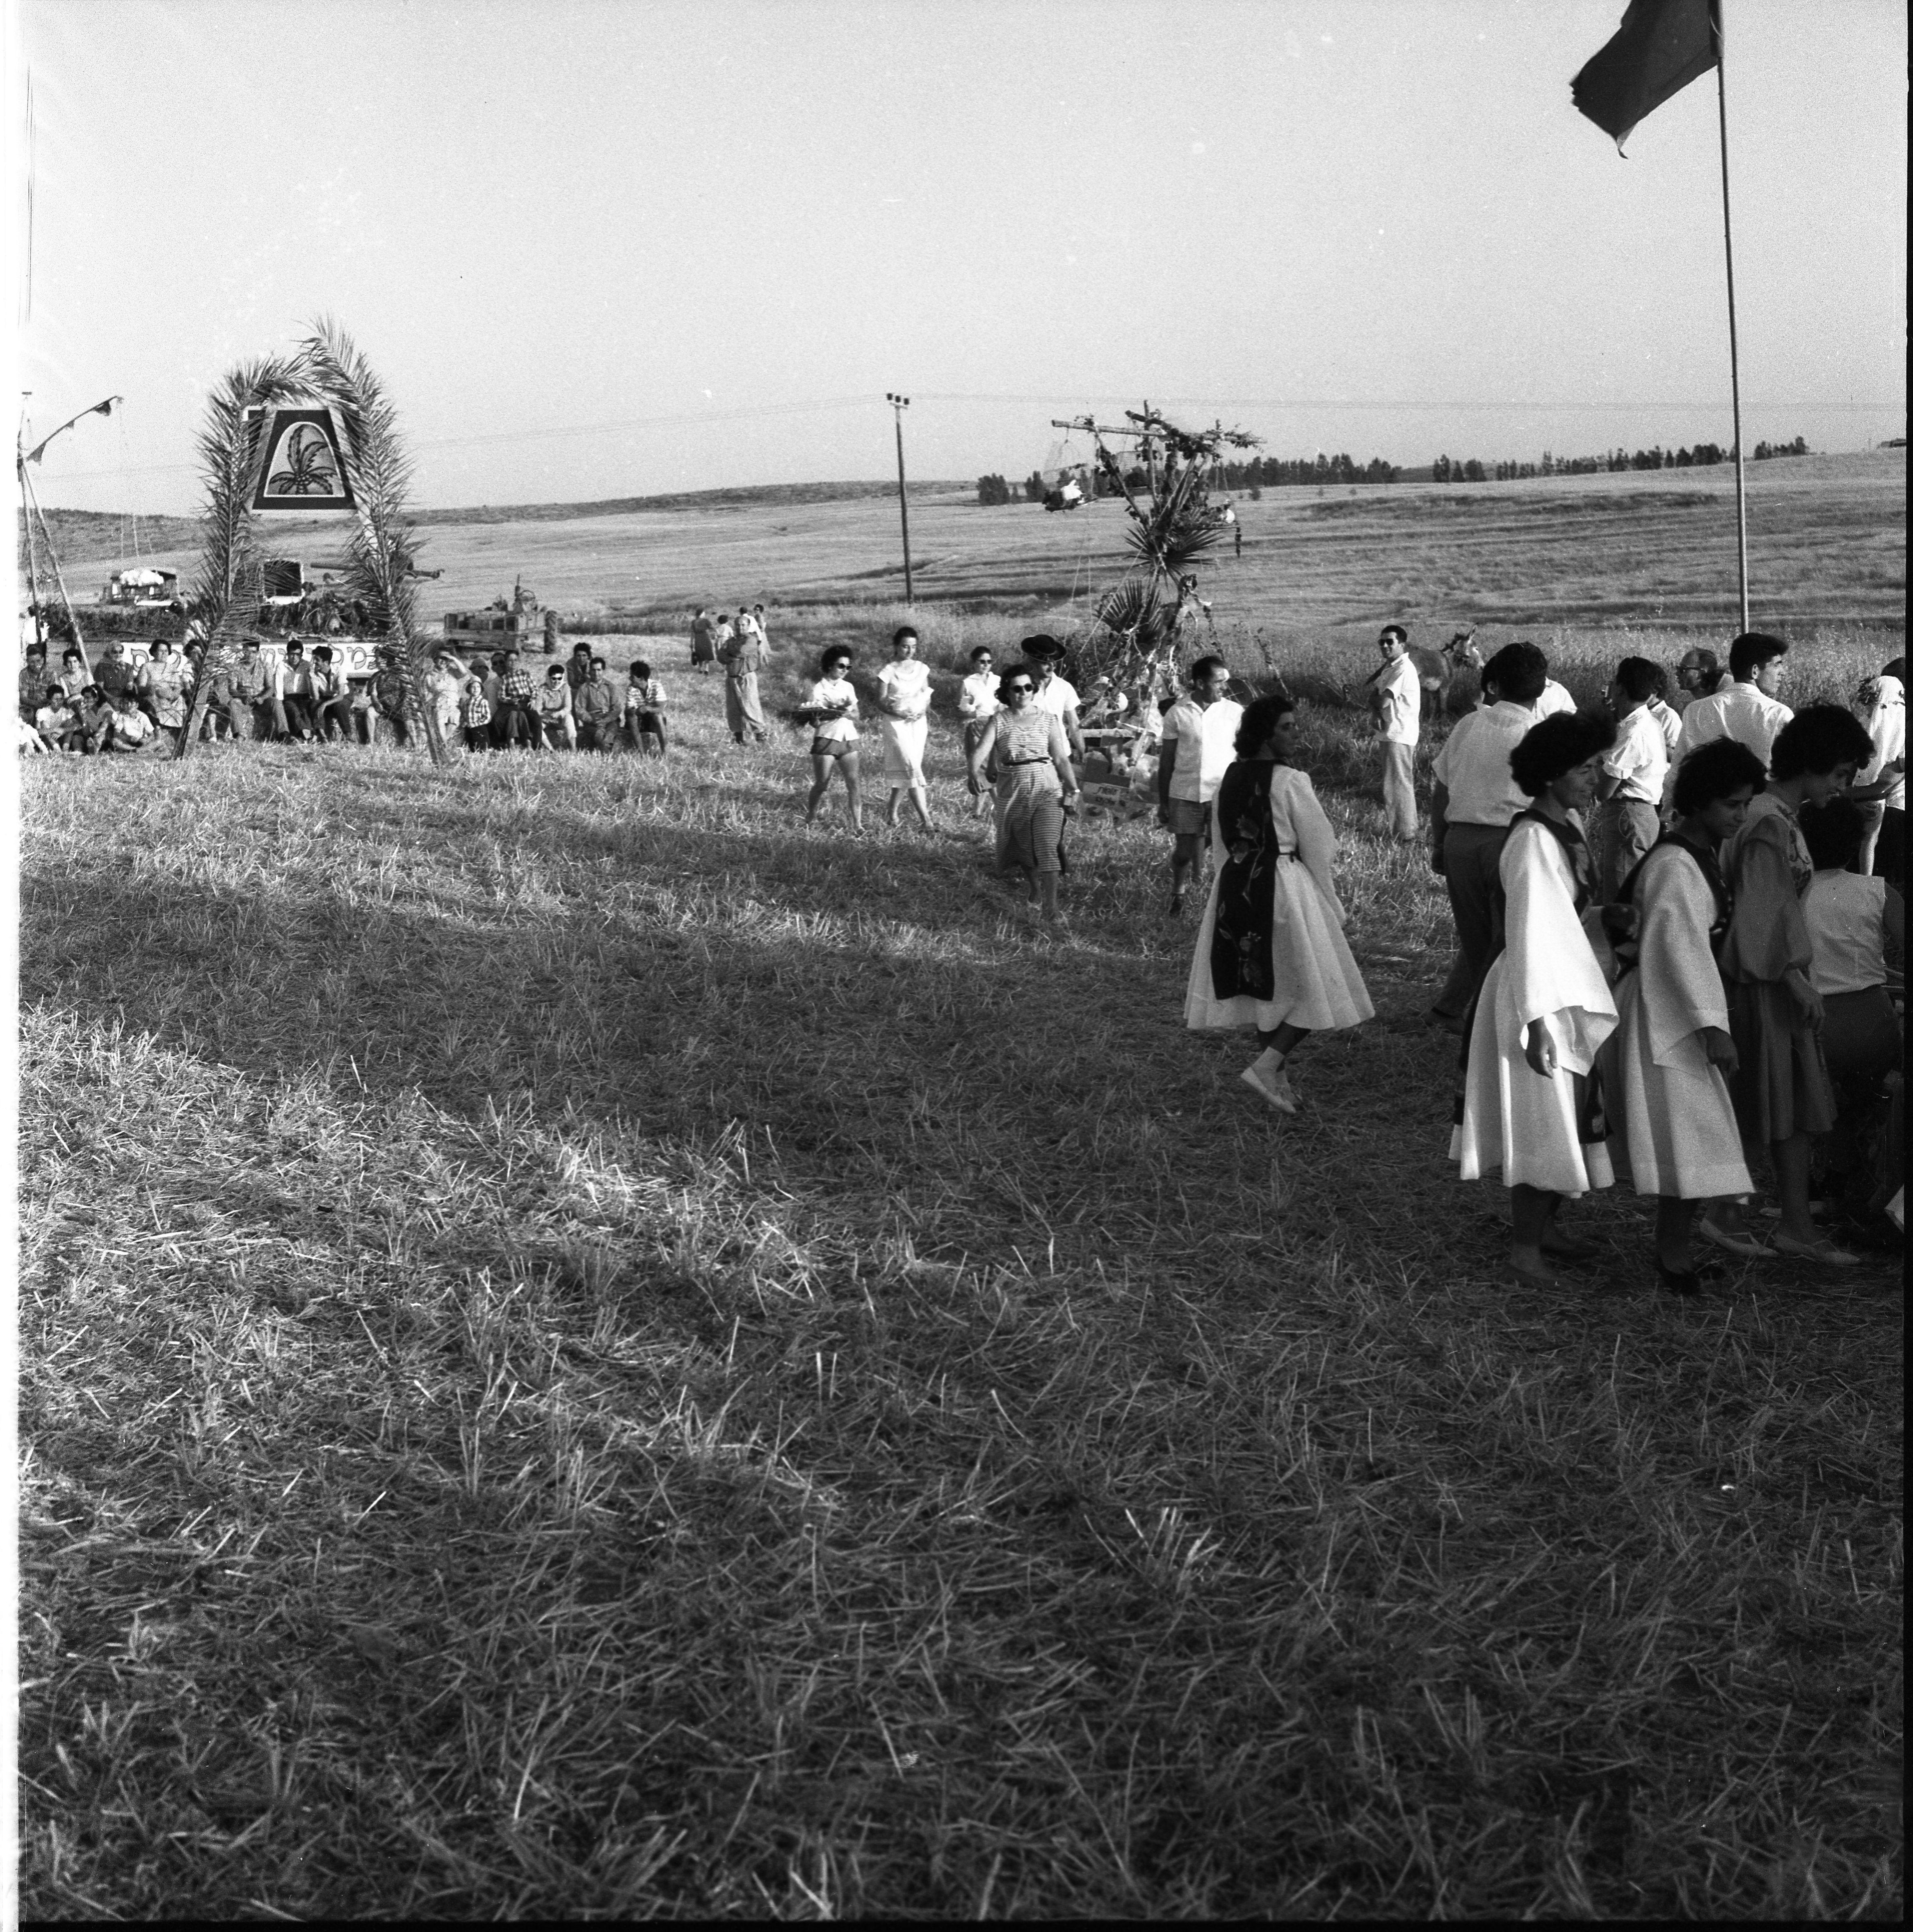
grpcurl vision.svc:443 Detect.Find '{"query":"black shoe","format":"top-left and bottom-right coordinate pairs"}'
top-left (1655, 1256), bottom-right (1724, 1295)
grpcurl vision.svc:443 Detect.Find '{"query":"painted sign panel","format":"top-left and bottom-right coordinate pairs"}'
top-left (251, 406), bottom-right (356, 512)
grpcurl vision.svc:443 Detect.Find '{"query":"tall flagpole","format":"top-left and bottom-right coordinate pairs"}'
top-left (1712, 0), bottom-right (1751, 633)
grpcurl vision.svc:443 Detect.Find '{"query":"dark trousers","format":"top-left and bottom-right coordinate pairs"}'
top-left (312, 694), bottom-right (356, 741)
top-left (1874, 807), bottom-right (1904, 888)
top-left (493, 702), bottom-right (535, 747)
top-left (1432, 822), bottom-right (1511, 1019)
top-left (576, 721), bottom-right (617, 752)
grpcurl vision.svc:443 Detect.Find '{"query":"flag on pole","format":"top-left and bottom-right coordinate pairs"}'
top-left (1571, 0), bottom-right (1718, 150)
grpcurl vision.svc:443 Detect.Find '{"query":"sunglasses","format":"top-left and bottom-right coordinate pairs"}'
top-left (1006, 681), bottom-right (1034, 694)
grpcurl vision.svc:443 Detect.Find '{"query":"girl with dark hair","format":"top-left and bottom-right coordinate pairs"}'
top-left (801, 648), bottom-right (863, 831)
top-left (1452, 712), bottom-right (1620, 1284)
top-left (1185, 694), bottom-right (1373, 1112)
top-left (1712, 704), bottom-right (1876, 1265)
top-left (1601, 737), bottom-right (1765, 1291)
top-left (875, 626), bottom-right (935, 831)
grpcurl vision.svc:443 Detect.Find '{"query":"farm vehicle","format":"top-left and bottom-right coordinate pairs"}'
top-left (443, 578), bottom-right (562, 657)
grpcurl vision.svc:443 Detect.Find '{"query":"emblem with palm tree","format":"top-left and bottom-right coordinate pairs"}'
top-left (266, 423), bottom-right (342, 497)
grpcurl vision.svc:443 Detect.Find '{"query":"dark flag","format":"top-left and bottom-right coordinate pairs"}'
top-left (1571, 0), bottom-right (1719, 150)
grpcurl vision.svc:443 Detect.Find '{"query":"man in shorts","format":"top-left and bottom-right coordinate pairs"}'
top-left (1157, 654), bottom-right (1243, 915)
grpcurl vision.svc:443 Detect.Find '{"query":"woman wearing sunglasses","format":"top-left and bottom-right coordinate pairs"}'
top-left (966, 663), bottom-right (1080, 923)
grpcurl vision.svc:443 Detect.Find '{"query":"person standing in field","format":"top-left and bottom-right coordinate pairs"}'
top-left (1851, 657), bottom-right (1905, 881)
top-left (1642, 662), bottom-right (1683, 775)
top-left (956, 644), bottom-right (1001, 818)
top-left (801, 647), bottom-right (863, 831)
top-left (752, 603), bottom-right (772, 655)
top-left (1676, 630), bottom-right (1793, 772)
top-left (689, 607), bottom-right (718, 676)
top-left (966, 661), bottom-right (1080, 923)
top-left (1600, 738), bottom-right (1765, 1293)
top-left (874, 626), bottom-right (935, 829)
top-left (1593, 657), bottom-right (1671, 899)
top-left (625, 660), bottom-right (668, 755)
top-left (1668, 648), bottom-right (1723, 714)
top-left (719, 611), bottom-right (770, 745)
top-left (1158, 654), bottom-right (1244, 916)
top-left (1532, 665), bottom-right (1577, 720)
top-left (1451, 712), bottom-right (1621, 1286)
top-left (1427, 642), bottom-right (1549, 1030)
top-left (1185, 692), bottom-right (1374, 1113)
top-left (1025, 637), bottom-right (1086, 759)
top-left (1371, 624), bottom-right (1421, 840)
top-left (1712, 704), bottom-right (1876, 1266)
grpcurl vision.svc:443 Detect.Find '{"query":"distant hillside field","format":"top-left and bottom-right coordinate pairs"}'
top-left (24, 448), bottom-right (1903, 645)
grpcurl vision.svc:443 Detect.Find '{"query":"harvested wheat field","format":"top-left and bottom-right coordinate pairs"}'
top-left (16, 470), bottom-right (1905, 1919)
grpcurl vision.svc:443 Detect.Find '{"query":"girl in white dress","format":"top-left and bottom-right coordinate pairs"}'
top-left (1185, 694), bottom-right (1374, 1113)
top-left (800, 647), bottom-right (863, 831)
top-left (1452, 712), bottom-right (1621, 1285)
top-left (1600, 737), bottom-right (1765, 1293)
top-left (874, 625), bottom-right (934, 831)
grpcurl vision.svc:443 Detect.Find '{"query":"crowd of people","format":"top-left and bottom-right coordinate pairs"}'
top-left (1170, 624), bottom-right (1903, 1286)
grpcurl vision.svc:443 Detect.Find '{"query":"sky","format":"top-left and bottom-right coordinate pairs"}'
top-left (11, 0), bottom-right (1907, 514)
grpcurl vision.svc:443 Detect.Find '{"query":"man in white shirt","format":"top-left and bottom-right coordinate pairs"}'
top-left (1024, 637), bottom-right (1084, 758)
top-left (1594, 658), bottom-right (1670, 898)
top-left (1532, 673), bottom-right (1577, 719)
top-left (1427, 642), bottom-right (1549, 1027)
top-left (1853, 656), bottom-right (1905, 878)
top-left (1674, 630), bottom-right (1793, 772)
top-left (1370, 624), bottom-right (1420, 839)
top-left (1157, 654), bottom-right (1244, 914)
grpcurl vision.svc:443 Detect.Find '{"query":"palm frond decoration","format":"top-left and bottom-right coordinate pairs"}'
top-left (175, 355), bottom-right (307, 758)
top-left (295, 315), bottom-right (449, 765)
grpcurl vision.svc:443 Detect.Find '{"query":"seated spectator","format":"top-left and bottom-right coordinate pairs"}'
top-left (105, 688), bottom-right (166, 756)
top-left (17, 712), bottom-right (49, 754)
top-left (95, 640), bottom-right (136, 701)
top-left (573, 655), bottom-right (619, 750)
top-left (226, 636), bottom-right (273, 740)
top-left (625, 660), bottom-right (667, 755)
top-left (533, 662), bottom-right (576, 749)
top-left (137, 639), bottom-right (191, 748)
top-left (33, 683), bottom-right (81, 752)
top-left (18, 643), bottom-right (50, 721)
top-left (495, 649), bottom-right (536, 749)
top-left (460, 662), bottom-right (493, 752)
top-left (57, 646), bottom-right (89, 703)
top-left (72, 684), bottom-right (116, 754)
top-left (272, 640), bottom-right (317, 741)
top-left (308, 644), bottom-right (356, 743)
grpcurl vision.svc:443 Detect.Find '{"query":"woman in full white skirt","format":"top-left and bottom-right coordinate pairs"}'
top-left (1185, 693), bottom-right (1374, 1112)
top-left (1600, 736), bottom-right (1764, 1293)
top-left (1451, 711), bottom-right (1621, 1285)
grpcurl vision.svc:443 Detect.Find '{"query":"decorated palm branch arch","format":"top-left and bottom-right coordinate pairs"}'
top-left (1052, 405), bottom-right (1262, 700)
top-left (177, 319), bottom-right (452, 765)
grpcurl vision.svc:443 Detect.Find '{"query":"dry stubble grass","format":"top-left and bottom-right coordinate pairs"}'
top-left (16, 660), bottom-right (1903, 1918)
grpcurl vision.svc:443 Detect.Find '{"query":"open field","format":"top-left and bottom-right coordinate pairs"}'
top-left (17, 468), bottom-right (1905, 1918)
top-left (33, 448), bottom-right (1906, 652)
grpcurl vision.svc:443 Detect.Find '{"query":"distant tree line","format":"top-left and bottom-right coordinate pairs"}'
top-left (978, 434), bottom-right (1812, 502)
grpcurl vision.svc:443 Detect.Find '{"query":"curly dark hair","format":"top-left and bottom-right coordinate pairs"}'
top-left (1768, 704), bottom-right (1874, 781)
top-left (1234, 692), bottom-right (1297, 759)
top-left (1799, 796), bottom-right (1867, 871)
top-left (1670, 737), bottom-right (1765, 816)
top-left (1508, 710), bottom-right (1617, 797)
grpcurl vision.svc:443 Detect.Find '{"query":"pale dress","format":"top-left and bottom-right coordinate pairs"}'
top-left (877, 660), bottom-right (931, 785)
top-left (1601, 841), bottom-right (1753, 1201)
top-left (1452, 815), bottom-right (1618, 1195)
top-left (1184, 765), bottom-right (1374, 1033)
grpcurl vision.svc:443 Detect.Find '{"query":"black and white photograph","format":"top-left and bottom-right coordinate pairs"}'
top-left (11, 0), bottom-right (1904, 1917)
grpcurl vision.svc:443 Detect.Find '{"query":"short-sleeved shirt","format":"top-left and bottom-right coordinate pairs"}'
top-left (958, 671), bottom-right (1001, 724)
top-left (1373, 654), bottom-right (1420, 746)
top-left (19, 663), bottom-right (50, 714)
top-left (535, 680), bottom-right (573, 719)
top-left (1532, 679), bottom-right (1576, 720)
top-left (96, 655), bottom-right (135, 697)
top-left (1162, 696), bottom-right (1245, 803)
top-left (807, 676), bottom-right (859, 744)
top-left (1433, 699), bottom-right (1536, 827)
top-left (1646, 697), bottom-right (1683, 762)
top-left (1031, 674), bottom-right (1080, 725)
top-left (1603, 704), bottom-right (1670, 804)
top-left (625, 677), bottom-right (667, 713)
top-left (1677, 680), bottom-right (1792, 771)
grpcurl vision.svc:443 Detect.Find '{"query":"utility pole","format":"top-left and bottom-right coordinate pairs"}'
top-left (885, 391), bottom-right (913, 603)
